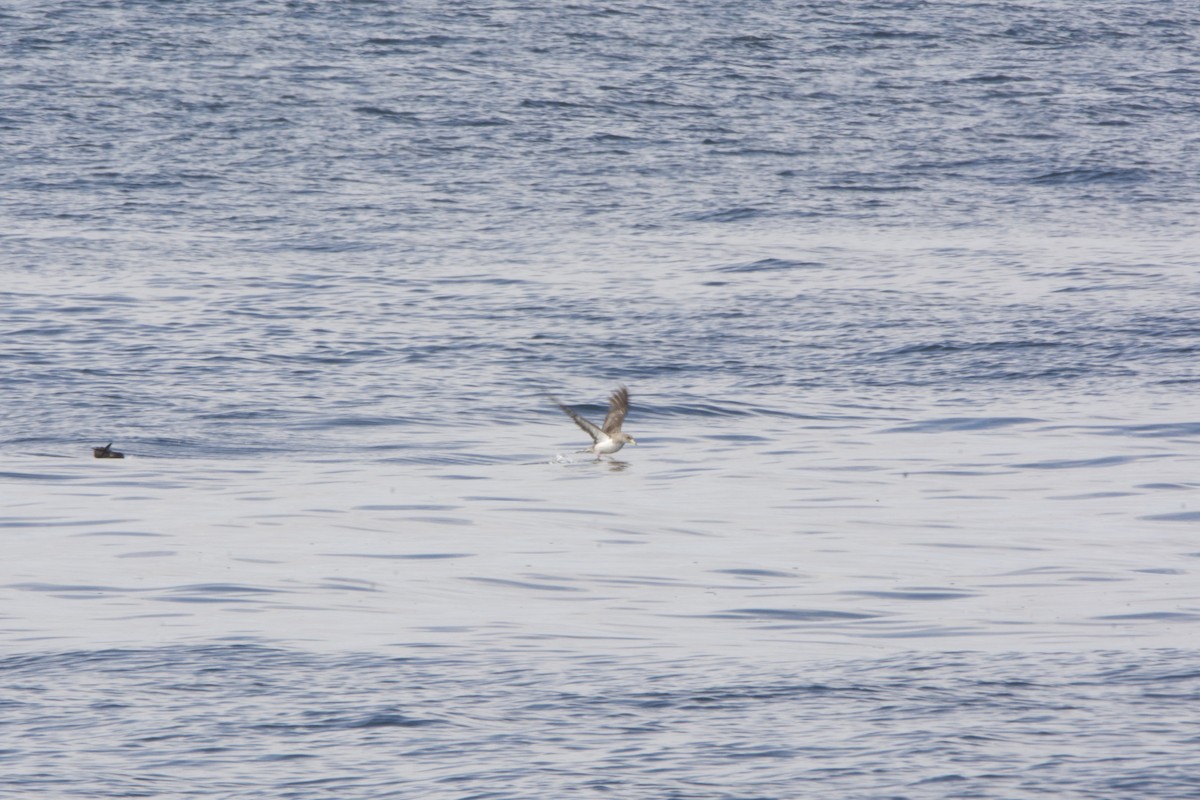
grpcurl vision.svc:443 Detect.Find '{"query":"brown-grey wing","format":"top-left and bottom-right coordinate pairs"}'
top-left (602, 386), bottom-right (629, 434)
top-left (550, 396), bottom-right (603, 443)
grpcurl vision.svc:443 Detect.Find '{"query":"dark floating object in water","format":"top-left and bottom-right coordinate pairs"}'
top-left (93, 443), bottom-right (125, 459)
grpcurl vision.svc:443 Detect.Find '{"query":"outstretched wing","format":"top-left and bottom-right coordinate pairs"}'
top-left (550, 395), bottom-right (603, 443)
top-left (602, 386), bottom-right (629, 435)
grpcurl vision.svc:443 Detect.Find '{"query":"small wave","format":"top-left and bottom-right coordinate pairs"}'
top-left (344, 713), bottom-right (442, 729)
top-left (154, 584), bottom-right (287, 603)
top-left (1141, 511), bottom-right (1200, 523)
top-left (714, 258), bottom-right (825, 274)
top-left (1094, 611), bottom-right (1200, 622)
top-left (700, 433), bottom-right (771, 443)
top-left (955, 73), bottom-right (1034, 84)
top-left (589, 132), bottom-right (636, 142)
top-left (297, 415), bottom-right (415, 429)
top-left (352, 106), bottom-right (420, 122)
top-left (1029, 167), bottom-right (1150, 185)
top-left (0, 517), bottom-right (132, 528)
top-left (843, 590), bottom-right (977, 601)
top-left (726, 34), bottom-right (779, 49)
top-left (446, 116), bottom-right (512, 127)
top-left (463, 577), bottom-right (581, 593)
top-left (816, 184), bottom-right (921, 192)
top-left (712, 569), bottom-right (802, 579)
top-left (878, 340), bottom-right (1059, 357)
top-left (685, 207), bottom-right (764, 223)
top-left (362, 35), bottom-right (465, 48)
top-left (884, 417), bottom-right (1043, 433)
top-left (377, 454), bottom-right (515, 467)
top-left (715, 608), bottom-right (880, 622)
top-left (7, 582), bottom-right (133, 594)
top-left (1096, 422), bottom-right (1200, 439)
top-left (1014, 454), bottom-right (1167, 470)
top-left (322, 552), bottom-right (473, 560)
top-left (0, 471), bottom-right (76, 482)
top-left (166, 583), bottom-right (284, 595)
top-left (354, 504), bottom-right (458, 512)
top-left (520, 98), bottom-right (586, 109)
top-left (651, 402), bottom-right (824, 421)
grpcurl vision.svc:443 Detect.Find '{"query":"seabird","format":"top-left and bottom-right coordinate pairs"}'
top-left (550, 386), bottom-right (637, 458)
top-left (93, 442), bottom-right (125, 459)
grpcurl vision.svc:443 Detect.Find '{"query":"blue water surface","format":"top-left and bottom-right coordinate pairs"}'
top-left (2, 1), bottom-right (1199, 797)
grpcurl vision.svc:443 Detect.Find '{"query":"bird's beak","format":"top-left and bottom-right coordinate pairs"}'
top-left (630, 438), bottom-right (638, 446)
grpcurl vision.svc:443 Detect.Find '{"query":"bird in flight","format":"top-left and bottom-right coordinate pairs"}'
top-left (550, 386), bottom-right (637, 458)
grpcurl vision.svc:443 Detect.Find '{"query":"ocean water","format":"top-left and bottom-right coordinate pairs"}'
top-left (2, 1), bottom-right (1200, 797)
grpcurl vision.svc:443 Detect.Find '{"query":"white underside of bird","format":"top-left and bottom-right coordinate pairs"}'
top-left (587, 432), bottom-right (628, 456)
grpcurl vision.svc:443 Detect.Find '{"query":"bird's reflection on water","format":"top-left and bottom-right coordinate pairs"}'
top-left (549, 455), bottom-right (631, 471)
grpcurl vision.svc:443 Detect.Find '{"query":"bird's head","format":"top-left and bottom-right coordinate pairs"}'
top-left (621, 433), bottom-right (637, 446)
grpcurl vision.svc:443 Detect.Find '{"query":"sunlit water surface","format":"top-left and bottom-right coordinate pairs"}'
top-left (3, 1), bottom-right (1200, 797)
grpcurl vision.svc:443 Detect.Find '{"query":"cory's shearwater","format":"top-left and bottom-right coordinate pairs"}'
top-left (550, 386), bottom-right (637, 458)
